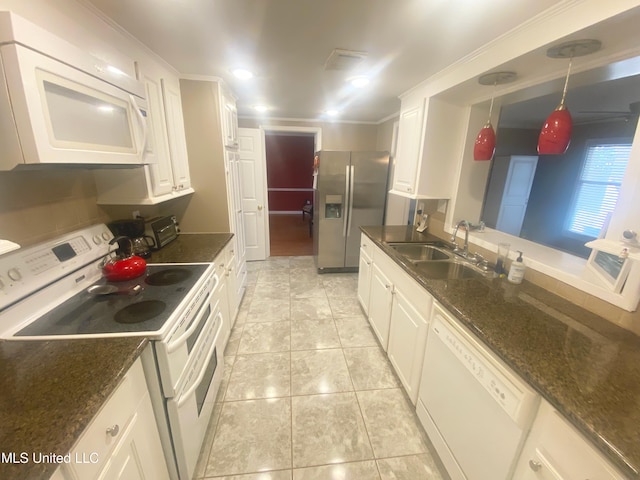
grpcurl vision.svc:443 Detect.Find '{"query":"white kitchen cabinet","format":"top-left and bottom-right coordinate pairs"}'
top-left (357, 235), bottom-right (373, 314)
top-left (60, 357), bottom-right (169, 480)
top-left (358, 237), bottom-right (432, 389)
top-left (390, 96), bottom-right (465, 199)
top-left (368, 262), bottom-right (394, 351)
top-left (225, 150), bottom-right (247, 305)
top-left (213, 247), bottom-right (232, 348)
top-left (387, 279), bottom-right (431, 404)
top-left (94, 66), bottom-right (193, 205)
top-left (513, 400), bottom-right (626, 480)
top-left (392, 101), bottom-right (424, 195)
top-left (221, 238), bottom-right (245, 325)
top-left (221, 88), bottom-right (239, 149)
top-left (161, 78), bottom-right (192, 192)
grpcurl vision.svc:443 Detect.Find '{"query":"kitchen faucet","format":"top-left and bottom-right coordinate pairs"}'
top-left (451, 220), bottom-right (470, 257)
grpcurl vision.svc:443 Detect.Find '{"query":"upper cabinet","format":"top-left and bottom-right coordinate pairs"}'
top-left (93, 62), bottom-right (193, 205)
top-left (222, 88), bottom-right (239, 149)
top-left (392, 100), bottom-right (425, 195)
top-left (391, 95), bottom-right (466, 199)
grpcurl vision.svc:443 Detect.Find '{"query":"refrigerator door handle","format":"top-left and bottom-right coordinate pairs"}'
top-left (346, 165), bottom-right (355, 236)
top-left (342, 164), bottom-right (350, 237)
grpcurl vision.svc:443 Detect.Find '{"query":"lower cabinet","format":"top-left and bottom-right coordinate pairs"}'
top-left (357, 246), bottom-right (373, 315)
top-left (387, 285), bottom-right (430, 404)
top-left (59, 355), bottom-right (169, 480)
top-left (513, 400), bottom-right (626, 480)
top-left (368, 262), bottom-right (394, 351)
top-left (360, 236), bottom-right (431, 403)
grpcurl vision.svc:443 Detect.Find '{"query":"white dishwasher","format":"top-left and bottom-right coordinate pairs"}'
top-left (416, 303), bottom-right (540, 480)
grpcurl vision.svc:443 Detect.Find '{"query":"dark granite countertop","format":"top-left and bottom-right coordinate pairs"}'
top-left (361, 225), bottom-right (640, 478)
top-left (0, 337), bottom-right (148, 480)
top-left (0, 234), bottom-right (232, 480)
top-left (147, 232), bottom-right (233, 264)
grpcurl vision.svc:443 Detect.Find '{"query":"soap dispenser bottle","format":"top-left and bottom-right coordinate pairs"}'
top-left (507, 251), bottom-right (526, 284)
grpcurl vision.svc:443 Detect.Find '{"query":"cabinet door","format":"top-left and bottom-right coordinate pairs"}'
top-left (98, 395), bottom-right (169, 480)
top-left (392, 102), bottom-right (424, 195)
top-left (141, 73), bottom-right (173, 197)
top-left (368, 263), bottom-right (394, 350)
top-left (221, 92), bottom-right (238, 148)
top-left (513, 401), bottom-right (625, 480)
top-left (388, 287), bottom-right (430, 404)
top-left (225, 247), bottom-right (239, 319)
top-left (357, 248), bottom-right (373, 314)
top-left (161, 79), bottom-right (191, 191)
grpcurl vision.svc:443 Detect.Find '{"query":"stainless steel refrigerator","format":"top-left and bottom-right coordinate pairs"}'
top-left (313, 151), bottom-right (390, 271)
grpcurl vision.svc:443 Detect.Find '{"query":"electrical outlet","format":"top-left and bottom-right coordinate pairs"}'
top-left (132, 210), bottom-right (140, 219)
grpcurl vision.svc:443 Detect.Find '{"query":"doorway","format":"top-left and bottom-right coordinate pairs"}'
top-left (261, 126), bottom-right (322, 256)
top-left (265, 132), bottom-right (316, 256)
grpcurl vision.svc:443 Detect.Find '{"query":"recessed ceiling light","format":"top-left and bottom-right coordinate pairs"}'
top-left (349, 76), bottom-right (370, 88)
top-left (232, 68), bottom-right (254, 80)
top-left (325, 109), bottom-right (340, 116)
top-left (254, 105), bottom-right (268, 112)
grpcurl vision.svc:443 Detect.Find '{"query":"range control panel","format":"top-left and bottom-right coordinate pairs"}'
top-left (0, 224), bottom-right (113, 310)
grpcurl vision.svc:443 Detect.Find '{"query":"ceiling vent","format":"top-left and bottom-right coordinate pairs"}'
top-left (324, 48), bottom-right (368, 71)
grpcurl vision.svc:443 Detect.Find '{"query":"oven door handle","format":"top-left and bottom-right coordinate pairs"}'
top-left (166, 276), bottom-right (218, 354)
top-left (177, 311), bottom-right (223, 408)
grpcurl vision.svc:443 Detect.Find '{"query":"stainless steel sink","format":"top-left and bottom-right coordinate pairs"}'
top-left (387, 243), bottom-right (452, 261)
top-left (387, 242), bottom-right (490, 279)
top-left (411, 260), bottom-right (486, 280)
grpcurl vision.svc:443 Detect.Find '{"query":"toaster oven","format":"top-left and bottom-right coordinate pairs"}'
top-left (145, 216), bottom-right (179, 248)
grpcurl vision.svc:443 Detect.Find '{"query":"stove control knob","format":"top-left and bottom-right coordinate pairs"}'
top-left (8, 268), bottom-right (21, 281)
top-left (102, 232), bottom-right (111, 241)
top-left (92, 235), bottom-right (102, 245)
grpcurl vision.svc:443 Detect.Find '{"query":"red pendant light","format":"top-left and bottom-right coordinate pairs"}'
top-left (473, 121), bottom-right (496, 161)
top-left (537, 39), bottom-right (601, 155)
top-left (474, 71), bottom-right (517, 161)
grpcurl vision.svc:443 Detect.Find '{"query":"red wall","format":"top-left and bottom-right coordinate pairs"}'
top-left (265, 134), bottom-right (315, 212)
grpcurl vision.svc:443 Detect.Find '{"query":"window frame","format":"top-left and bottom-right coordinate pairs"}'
top-left (563, 137), bottom-right (633, 242)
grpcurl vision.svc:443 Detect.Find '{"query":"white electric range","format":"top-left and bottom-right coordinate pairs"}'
top-left (0, 224), bottom-right (225, 480)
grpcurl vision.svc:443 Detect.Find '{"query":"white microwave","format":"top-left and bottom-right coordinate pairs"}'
top-left (0, 11), bottom-right (154, 170)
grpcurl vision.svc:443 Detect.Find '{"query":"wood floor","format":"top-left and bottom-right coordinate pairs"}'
top-left (269, 213), bottom-right (313, 257)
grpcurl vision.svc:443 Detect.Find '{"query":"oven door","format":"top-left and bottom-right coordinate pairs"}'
top-left (155, 273), bottom-right (218, 397)
top-left (166, 303), bottom-right (224, 480)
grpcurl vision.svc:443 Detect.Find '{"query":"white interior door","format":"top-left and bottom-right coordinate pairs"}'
top-left (238, 128), bottom-right (268, 260)
top-left (496, 156), bottom-right (539, 236)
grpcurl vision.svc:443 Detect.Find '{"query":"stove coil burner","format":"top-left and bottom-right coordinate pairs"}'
top-left (114, 300), bottom-right (166, 324)
top-left (145, 268), bottom-right (193, 286)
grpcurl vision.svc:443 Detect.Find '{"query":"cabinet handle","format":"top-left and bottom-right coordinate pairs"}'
top-left (106, 425), bottom-right (120, 437)
top-left (528, 460), bottom-right (542, 472)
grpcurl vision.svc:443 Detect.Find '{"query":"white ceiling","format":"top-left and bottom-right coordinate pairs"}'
top-left (82, 0), bottom-right (566, 123)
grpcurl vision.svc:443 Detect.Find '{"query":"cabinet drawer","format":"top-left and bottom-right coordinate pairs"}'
top-left (518, 401), bottom-right (625, 480)
top-left (360, 233), bottom-right (373, 259)
top-left (67, 360), bottom-right (145, 480)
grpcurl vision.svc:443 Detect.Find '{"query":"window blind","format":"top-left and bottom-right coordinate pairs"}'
top-left (567, 143), bottom-right (631, 238)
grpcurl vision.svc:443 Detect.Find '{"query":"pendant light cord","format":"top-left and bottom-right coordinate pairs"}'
top-left (487, 79), bottom-right (497, 120)
top-left (560, 56), bottom-right (573, 105)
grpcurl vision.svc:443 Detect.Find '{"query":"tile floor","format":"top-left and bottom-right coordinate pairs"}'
top-left (193, 256), bottom-right (447, 480)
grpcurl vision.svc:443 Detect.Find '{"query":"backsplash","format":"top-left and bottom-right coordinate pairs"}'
top-left (0, 169), bottom-right (110, 247)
